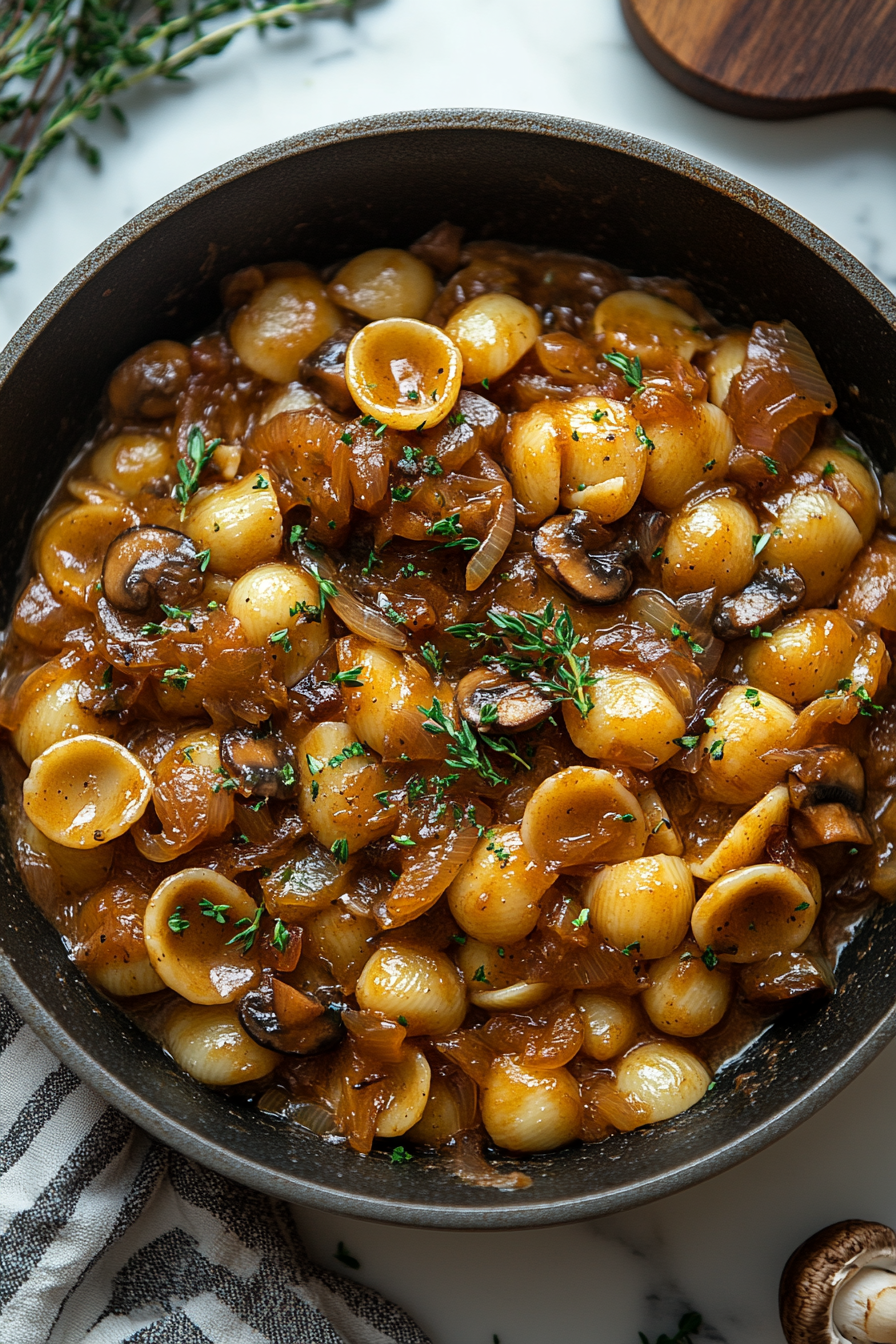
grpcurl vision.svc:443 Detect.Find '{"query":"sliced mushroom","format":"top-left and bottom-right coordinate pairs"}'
top-left (780, 1219), bottom-right (896, 1343)
top-left (713, 565), bottom-right (806, 639)
top-left (221, 726), bottom-right (296, 798)
top-left (102, 526), bottom-right (204, 614)
top-left (534, 510), bottom-right (633, 604)
top-left (238, 971), bottom-right (345, 1054)
top-left (409, 220), bottom-right (465, 276)
top-left (740, 949), bottom-right (835, 1004)
top-left (107, 340), bottom-right (191, 419)
top-left (299, 326), bottom-right (359, 414)
top-left (787, 746), bottom-right (866, 812)
top-left (456, 666), bottom-right (553, 734)
top-left (791, 804), bottom-right (872, 849)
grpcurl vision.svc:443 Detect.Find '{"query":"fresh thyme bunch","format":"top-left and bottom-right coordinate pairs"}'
top-left (0, 0), bottom-right (348, 272)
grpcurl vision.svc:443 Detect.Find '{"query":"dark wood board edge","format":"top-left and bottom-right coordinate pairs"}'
top-left (620, 0), bottom-right (896, 120)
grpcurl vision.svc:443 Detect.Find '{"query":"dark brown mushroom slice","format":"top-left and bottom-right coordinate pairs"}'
top-left (102, 526), bottom-right (204, 614)
top-left (239, 972), bottom-right (345, 1055)
top-left (787, 745), bottom-right (866, 812)
top-left (534, 510), bottom-right (633, 604)
top-left (221, 726), bottom-right (296, 799)
top-left (299, 325), bottom-right (360, 414)
top-left (456, 666), bottom-right (553, 735)
top-left (740, 949), bottom-right (835, 1004)
top-left (409, 220), bottom-right (465, 276)
top-left (791, 803), bottom-right (872, 849)
top-left (107, 340), bottom-right (191, 419)
top-left (780, 1220), bottom-right (896, 1344)
top-left (713, 565), bottom-right (806, 639)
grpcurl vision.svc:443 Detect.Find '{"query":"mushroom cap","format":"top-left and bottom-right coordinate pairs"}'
top-left (533, 510), bottom-right (633, 604)
top-left (780, 1220), bottom-right (896, 1344)
top-left (713, 564), bottom-right (806, 639)
top-left (102, 525), bottom-right (204, 613)
top-left (456, 666), bottom-right (553, 735)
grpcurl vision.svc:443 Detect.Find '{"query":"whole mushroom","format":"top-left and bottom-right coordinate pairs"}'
top-left (781, 1220), bottom-right (896, 1343)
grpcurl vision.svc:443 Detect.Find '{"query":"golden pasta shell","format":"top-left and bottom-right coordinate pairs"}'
top-left (696, 684), bottom-right (796, 806)
top-left (375, 1045), bottom-right (432, 1138)
top-left (563, 670), bottom-right (685, 768)
top-left (481, 1056), bottom-right (581, 1152)
top-left (501, 404), bottom-right (562, 525)
top-left (690, 784), bottom-right (790, 883)
top-left (763, 490), bottom-right (862, 606)
top-left (585, 855), bottom-right (694, 959)
top-left (23, 735), bottom-right (151, 849)
top-left (575, 990), bottom-right (641, 1060)
top-left (447, 825), bottom-right (554, 944)
top-left (521, 766), bottom-right (647, 867)
top-left (13, 664), bottom-right (116, 768)
top-left (663, 493), bottom-right (758, 599)
top-left (592, 290), bottom-right (712, 367)
top-left (344, 318), bottom-right (463, 430)
top-left (741, 609), bottom-right (859, 706)
top-left (642, 950), bottom-right (732, 1036)
top-left (328, 248), bottom-right (436, 321)
top-left (227, 563), bottom-right (328, 686)
top-left (446, 292), bottom-right (540, 386)
top-left (184, 473), bottom-right (283, 578)
top-left (691, 862), bottom-right (818, 963)
top-left (163, 1001), bottom-right (281, 1085)
top-left (356, 946), bottom-right (466, 1035)
top-left (143, 868), bottom-right (261, 1004)
top-left (230, 274), bottom-right (342, 383)
top-left (614, 1041), bottom-right (710, 1125)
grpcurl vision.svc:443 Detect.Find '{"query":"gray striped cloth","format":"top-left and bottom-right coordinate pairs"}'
top-left (0, 997), bottom-right (430, 1344)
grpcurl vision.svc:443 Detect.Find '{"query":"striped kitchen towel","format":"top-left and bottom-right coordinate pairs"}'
top-left (0, 997), bottom-right (430, 1344)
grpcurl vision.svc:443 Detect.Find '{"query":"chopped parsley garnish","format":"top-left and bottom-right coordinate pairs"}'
top-left (160, 664), bottom-right (191, 690)
top-left (361, 550), bottom-right (382, 576)
top-left (167, 906), bottom-right (189, 935)
top-left (280, 762), bottom-right (296, 788)
top-left (752, 533), bottom-right (771, 556)
top-left (390, 1145), bottom-right (413, 1164)
top-left (196, 549), bottom-right (211, 572)
top-left (674, 735), bottom-right (700, 750)
top-left (635, 423), bottom-right (654, 453)
top-left (750, 626), bottom-right (772, 639)
top-left (392, 834), bottom-right (416, 848)
top-left (621, 941), bottom-right (640, 956)
top-left (472, 965), bottom-right (490, 984)
top-left (702, 947), bottom-right (719, 970)
top-left (822, 460), bottom-right (837, 478)
top-left (419, 642), bottom-right (444, 675)
top-left (761, 455), bottom-right (779, 476)
top-left (272, 919), bottom-right (290, 953)
top-left (571, 908), bottom-right (589, 930)
top-left (709, 738), bottom-right (726, 761)
top-left (392, 485), bottom-right (414, 502)
top-left (199, 899), bottom-right (230, 924)
top-left (225, 905), bottom-right (263, 953)
top-left (269, 628), bottom-right (292, 653)
top-left (252, 473), bottom-right (269, 490)
top-left (331, 837), bottom-right (349, 864)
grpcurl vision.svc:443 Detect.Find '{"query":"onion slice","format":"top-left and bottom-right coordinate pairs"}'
top-left (381, 823), bottom-right (480, 928)
top-left (465, 455), bottom-right (516, 591)
top-left (296, 546), bottom-right (407, 651)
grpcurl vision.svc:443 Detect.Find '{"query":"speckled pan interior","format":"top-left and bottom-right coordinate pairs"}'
top-left (2, 110), bottom-right (896, 1228)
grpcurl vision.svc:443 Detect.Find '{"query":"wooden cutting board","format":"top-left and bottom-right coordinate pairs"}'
top-left (621, 0), bottom-right (896, 118)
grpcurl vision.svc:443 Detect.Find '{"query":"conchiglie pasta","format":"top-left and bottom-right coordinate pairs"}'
top-left (23, 736), bottom-right (152, 849)
top-left (445, 292), bottom-right (540, 385)
top-left (481, 1056), bottom-right (581, 1152)
top-left (762, 491), bottom-right (862, 606)
top-left (229, 274), bottom-right (342, 383)
top-left (562, 669), bottom-right (685, 768)
top-left (584, 855), bottom-right (694, 959)
top-left (298, 721), bottom-right (395, 853)
top-left (184, 473), bottom-right (283, 577)
top-left (12, 663), bottom-right (116, 767)
top-left (705, 331), bottom-right (749, 408)
top-left (344, 318), bottom-right (462, 431)
top-left (662, 493), bottom-right (757, 599)
top-left (328, 248), bottom-right (437, 321)
top-left (521, 766), bottom-right (647, 867)
top-left (691, 862), bottom-right (818, 962)
top-left (641, 950), bottom-right (732, 1036)
top-left (575, 991), bottom-right (641, 1060)
top-left (163, 1001), bottom-right (281, 1085)
top-left (446, 824), bottom-right (555, 944)
top-left (640, 394), bottom-right (734, 509)
top-left (696, 685), bottom-right (796, 805)
top-left (356, 946), bottom-right (465, 1035)
top-left (800, 448), bottom-right (880, 543)
top-left (592, 290), bottom-right (712, 367)
top-left (558, 397), bottom-right (646, 523)
top-left (375, 1046), bottom-right (432, 1137)
top-left (502, 404), bottom-right (562, 524)
top-left (143, 868), bottom-right (261, 1003)
top-left (39, 501), bottom-right (136, 607)
top-left (226, 563), bottom-right (328, 685)
top-left (613, 1042), bottom-right (710, 1126)
top-left (90, 433), bottom-right (176, 496)
top-left (336, 636), bottom-right (443, 760)
top-left (304, 903), bottom-right (378, 993)
top-left (741, 609), bottom-right (859, 705)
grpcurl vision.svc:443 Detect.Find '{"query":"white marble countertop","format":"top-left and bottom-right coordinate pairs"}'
top-left (5, 1), bottom-right (896, 1339)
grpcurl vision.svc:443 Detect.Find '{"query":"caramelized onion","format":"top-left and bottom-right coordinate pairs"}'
top-left (464, 459), bottom-right (516, 591)
top-left (381, 823), bottom-right (480, 928)
top-left (296, 547), bottom-right (407, 651)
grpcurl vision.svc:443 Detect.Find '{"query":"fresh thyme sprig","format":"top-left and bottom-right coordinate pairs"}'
top-left (470, 603), bottom-right (596, 718)
top-left (0, 0), bottom-right (349, 272)
top-left (417, 697), bottom-right (508, 788)
top-left (176, 424), bottom-right (220, 517)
